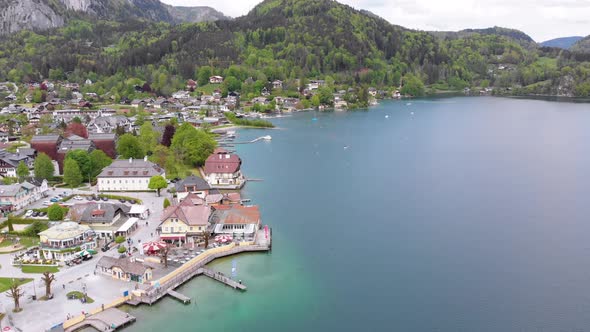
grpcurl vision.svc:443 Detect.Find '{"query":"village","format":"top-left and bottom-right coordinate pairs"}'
top-left (0, 78), bottom-right (277, 330)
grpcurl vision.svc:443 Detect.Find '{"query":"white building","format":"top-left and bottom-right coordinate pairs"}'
top-left (97, 157), bottom-right (165, 192)
top-left (39, 222), bottom-right (97, 262)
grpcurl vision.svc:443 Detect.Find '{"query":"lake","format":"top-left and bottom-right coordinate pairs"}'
top-left (124, 97), bottom-right (590, 332)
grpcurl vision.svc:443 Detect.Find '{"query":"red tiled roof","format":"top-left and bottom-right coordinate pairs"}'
top-left (223, 205), bottom-right (260, 225)
top-left (204, 150), bottom-right (241, 174)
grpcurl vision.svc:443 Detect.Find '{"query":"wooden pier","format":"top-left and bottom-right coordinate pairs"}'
top-left (64, 308), bottom-right (135, 332)
top-left (167, 289), bottom-right (191, 304)
top-left (201, 267), bottom-right (247, 290)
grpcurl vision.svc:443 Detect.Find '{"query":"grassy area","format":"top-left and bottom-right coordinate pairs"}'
top-left (0, 277), bottom-right (33, 292)
top-left (196, 83), bottom-right (221, 95)
top-left (67, 291), bottom-right (95, 303)
top-left (0, 236), bottom-right (39, 250)
top-left (21, 265), bottom-right (59, 274)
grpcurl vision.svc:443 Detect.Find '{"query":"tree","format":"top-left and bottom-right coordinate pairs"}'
top-left (63, 159), bottom-right (83, 188)
top-left (5, 281), bottom-right (24, 312)
top-left (118, 246), bottom-right (127, 254)
top-left (148, 175), bottom-right (167, 196)
top-left (161, 124), bottom-right (175, 147)
top-left (89, 150), bottom-right (112, 179)
top-left (66, 150), bottom-right (91, 181)
top-left (117, 134), bottom-right (144, 159)
top-left (34, 153), bottom-right (54, 180)
top-left (202, 230), bottom-right (210, 248)
top-left (41, 271), bottom-right (56, 298)
top-left (138, 122), bottom-right (159, 156)
top-left (170, 123), bottom-right (217, 167)
top-left (47, 204), bottom-right (65, 221)
top-left (197, 66), bottom-right (212, 86)
top-left (115, 236), bottom-right (125, 244)
top-left (400, 74), bottom-right (425, 97)
top-left (65, 122), bottom-right (88, 138)
top-left (160, 245), bottom-right (170, 268)
top-left (16, 161), bottom-right (29, 182)
top-left (163, 198), bottom-right (171, 208)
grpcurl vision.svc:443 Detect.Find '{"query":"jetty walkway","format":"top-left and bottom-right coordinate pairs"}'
top-left (64, 308), bottom-right (135, 332)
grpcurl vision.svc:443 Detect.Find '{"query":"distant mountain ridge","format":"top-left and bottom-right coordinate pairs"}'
top-left (0, 0), bottom-right (227, 35)
top-left (570, 36), bottom-right (590, 53)
top-left (541, 36), bottom-right (584, 49)
top-left (430, 26), bottom-right (536, 48)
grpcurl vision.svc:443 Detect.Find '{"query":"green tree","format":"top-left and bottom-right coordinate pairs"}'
top-left (66, 150), bottom-right (91, 181)
top-left (163, 198), bottom-right (171, 208)
top-left (197, 66), bottom-right (212, 86)
top-left (16, 161), bottom-right (29, 182)
top-left (89, 150), bottom-right (113, 179)
top-left (34, 153), bottom-right (54, 180)
top-left (170, 123), bottom-right (217, 167)
top-left (118, 246), bottom-right (127, 254)
top-left (138, 122), bottom-right (159, 156)
top-left (401, 74), bottom-right (425, 97)
top-left (63, 159), bottom-right (83, 188)
top-left (223, 76), bottom-right (241, 93)
top-left (47, 204), bottom-right (65, 221)
top-left (117, 134), bottom-right (144, 159)
top-left (115, 235), bottom-right (125, 244)
top-left (148, 175), bottom-right (167, 196)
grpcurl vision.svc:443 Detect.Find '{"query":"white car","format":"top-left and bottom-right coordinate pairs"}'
top-left (42, 201), bottom-right (51, 206)
top-left (74, 196), bottom-right (83, 200)
top-left (24, 210), bottom-right (33, 217)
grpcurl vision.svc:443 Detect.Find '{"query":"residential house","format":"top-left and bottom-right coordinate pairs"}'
top-left (0, 182), bottom-right (44, 211)
top-left (210, 205), bottom-right (261, 238)
top-left (39, 222), bottom-right (97, 262)
top-left (209, 76), bottom-right (224, 84)
top-left (175, 176), bottom-right (211, 200)
top-left (97, 157), bottom-right (165, 192)
top-left (272, 80), bottom-right (283, 89)
top-left (203, 148), bottom-right (245, 188)
top-left (96, 256), bottom-right (153, 283)
top-left (307, 80), bottom-right (325, 90)
top-left (158, 198), bottom-right (211, 244)
top-left (0, 149), bottom-right (35, 177)
top-left (68, 202), bottom-right (137, 238)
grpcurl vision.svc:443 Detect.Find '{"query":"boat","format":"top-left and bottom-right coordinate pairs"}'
top-left (262, 135), bottom-right (272, 141)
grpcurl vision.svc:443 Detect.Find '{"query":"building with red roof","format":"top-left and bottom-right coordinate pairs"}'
top-left (203, 148), bottom-right (245, 188)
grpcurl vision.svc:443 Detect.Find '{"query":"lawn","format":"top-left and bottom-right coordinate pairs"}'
top-left (0, 277), bottom-right (33, 292)
top-left (0, 236), bottom-right (39, 250)
top-left (196, 83), bottom-right (221, 95)
top-left (67, 291), bottom-right (95, 303)
top-left (21, 265), bottom-right (59, 274)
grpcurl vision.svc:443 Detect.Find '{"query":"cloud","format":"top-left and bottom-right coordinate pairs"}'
top-left (160, 0), bottom-right (590, 41)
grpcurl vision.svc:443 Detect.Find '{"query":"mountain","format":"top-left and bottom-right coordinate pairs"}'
top-left (430, 26), bottom-right (536, 48)
top-left (570, 36), bottom-right (590, 53)
top-left (0, 0), bottom-right (226, 35)
top-left (541, 36), bottom-right (584, 49)
top-left (0, 0), bottom-right (589, 98)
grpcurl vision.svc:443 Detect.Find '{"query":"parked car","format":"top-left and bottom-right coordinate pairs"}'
top-left (101, 240), bottom-right (114, 252)
top-left (74, 196), bottom-right (83, 200)
top-left (24, 210), bottom-right (33, 217)
top-left (42, 201), bottom-right (51, 206)
top-left (93, 196), bottom-right (100, 201)
top-left (129, 200), bottom-right (136, 204)
top-left (32, 211), bottom-right (39, 217)
top-left (118, 199), bottom-right (126, 203)
top-left (39, 212), bottom-right (47, 217)
top-left (50, 198), bottom-right (59, 203)
top-left (101, 197), bottom-right (108, 201)
top-left (86, 196), bottom-right (92, 201)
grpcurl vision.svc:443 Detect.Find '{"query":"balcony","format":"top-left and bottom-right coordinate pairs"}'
top-left (39, 239), bottom-right (95, 250)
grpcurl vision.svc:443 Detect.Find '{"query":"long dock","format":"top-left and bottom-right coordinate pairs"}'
top-left (64, 308), bottom-right (135, 332)
top-left (167, 289), bottom-right (191, 304)
top-left (201, 267), bottom-right (247, 290)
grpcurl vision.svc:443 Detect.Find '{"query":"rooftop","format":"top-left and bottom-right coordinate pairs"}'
top-left (39, 222), bottom-right (93, 240)
top-left (98, 159), bottom-right (164, 178)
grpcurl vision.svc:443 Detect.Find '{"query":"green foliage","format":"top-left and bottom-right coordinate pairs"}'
top-left (117, 134), bottom-right (144, 159)
top-left (148, 175), bottom-right (167, 196)
top-left (63, 159), bottom-right (83, 188)
top-left (163, 198), bottom-right (171, 208)
top-left (66, 150), bottom-right (91, 181)
top-left (118, 246), bottom-right (127, 254)
top-left (401, 74), bottom-right (425, 97)
top-left (115, 236), bottom-right (126, 244)
top-left (20, 221), bottom-right (49, 237)
top-left (225, 112), bottom-right (275, 128)
top-left (138, 122), bottom-right (159, 156)
top-left (170, 123), bottom-right (217, 167)
top-left (16, 162), bottom-right (29, 181)
top-left (47, 204), bottom-right (65, 221)
top-left (34, 153), bottom-right (55, 180)
top-left (88, 150), bottom-right (113, 178)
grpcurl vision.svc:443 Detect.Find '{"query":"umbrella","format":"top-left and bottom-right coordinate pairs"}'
top-left (142, 241), bottom-right (167, 253)
top-left (79, 250), bottom-right (91, 257)
top-left (86, 249), bottom-right (97, 255)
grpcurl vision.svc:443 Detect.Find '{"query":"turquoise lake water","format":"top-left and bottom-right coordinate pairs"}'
top-left (123, 97), bottom-right (590, 331)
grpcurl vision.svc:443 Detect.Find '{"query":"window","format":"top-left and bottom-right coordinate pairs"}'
top-left (164, 227), bottom-right (168, 232)
top-left (190, 227), bottom-right (193, 231)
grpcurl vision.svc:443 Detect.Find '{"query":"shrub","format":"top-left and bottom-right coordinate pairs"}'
top-left (114, 236), bottom-right (125, 244)
top-left (117, 246), bottom-right (126, 254)
top-left (163, 198), bottom-right (171, 209)
top-left (47, 204), bottom-right (65, 221)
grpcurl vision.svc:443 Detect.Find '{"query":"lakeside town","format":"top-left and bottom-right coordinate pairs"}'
top-left (0, 76), bottom-right (280, 331)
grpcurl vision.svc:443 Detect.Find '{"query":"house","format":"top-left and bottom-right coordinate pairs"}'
top-left (39, 222), bottom-right (97, 262)
top-left (210, 205), bottom-right (261, 238)
top-left (31, 134), bottom-right (115, 172)
top-left (0, 150), bottom-right (35, 177)
top-left (96, 256), bottom-right (153, 283)
top-left (0, 182), bottom-right (43, 211)
top-left (97, 157), bottom-right (165, 192)
top-left (272, 80), bottom-right (283, 89)
top-left (209, 76), bottom-right (224, 84)
top-left (158, 198), bottom-right (211, 244)
top-left (186, 79), bottom-right (197, 91)
top-left (89, 116), bottom-right (130, 134)
top-left (203, 148), bottom-right (245, 188)
top-left (175, 176), bottom-right (211, 200)
top-left (307, 80), bottom-right (325, 90)
top-left (68, 202), bottom-right (137, 238)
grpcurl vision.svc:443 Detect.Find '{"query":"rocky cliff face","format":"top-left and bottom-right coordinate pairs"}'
top-left (0, 0), bottom-right (65, 35)
top-left (0, 0), bottom-right (227, 35)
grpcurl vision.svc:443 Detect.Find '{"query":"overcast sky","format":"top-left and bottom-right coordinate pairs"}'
top-left (161, 0), bottom-right (590, 41)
